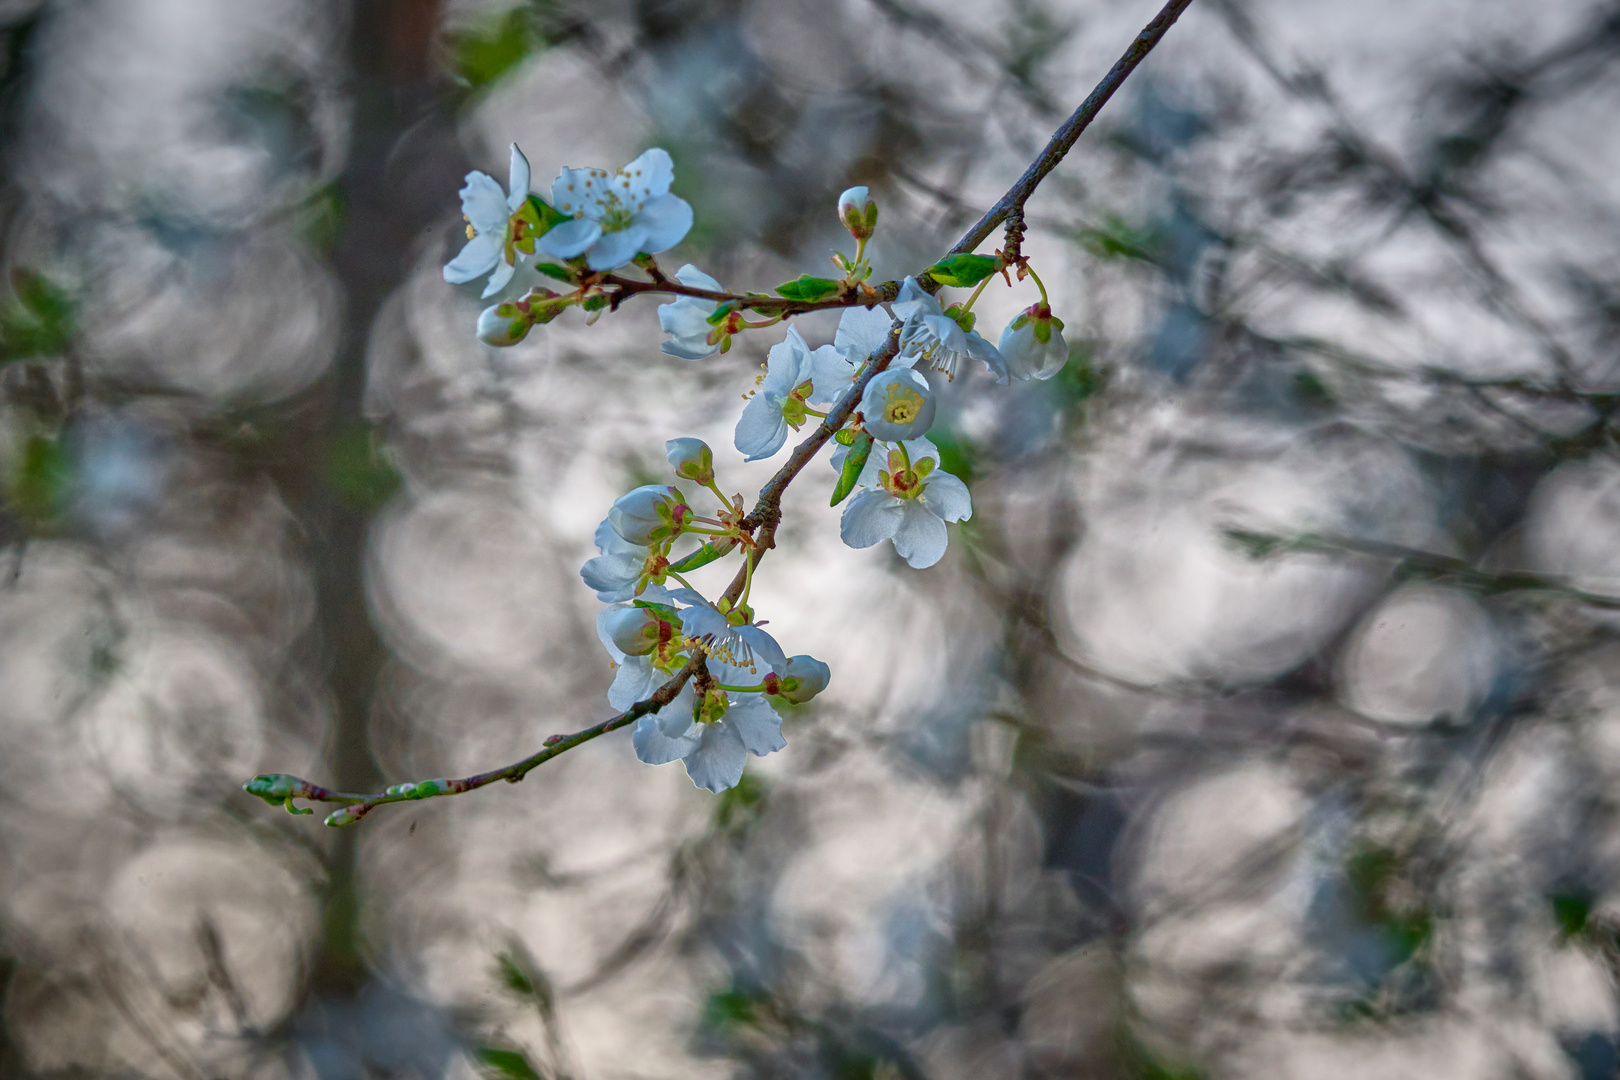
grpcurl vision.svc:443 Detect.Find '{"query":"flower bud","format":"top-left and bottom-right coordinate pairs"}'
top-left (838, 186), bottom-right (877, 241)
top-left (767, 655), bottom-right (830, 703)
top-left (608, 484), bottom-right (685, 545)
top-left (665, 437), bottom-right (715, 485)
top-left (859, 368), bottom-right (936, 442)
top-left (601, 606), bottom-right (663, 656)
top-left (477, 289), bottom-right (572, 347)
top-left (999, 304), bottom-right (1068, 381)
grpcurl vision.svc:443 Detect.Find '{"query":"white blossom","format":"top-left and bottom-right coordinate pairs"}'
top-left (892, 276), bottom-right (1007, 383)
top-left (811, 304), bottom-right (896, 404)
top-left (444, 144), bottom-right (536, 299)
top-left (658, 265), bottom-right (726, 359)
top-left (735, 327), bottom-right (842, 461)
top-left (539, 148), bottom-right (694, 272)
top-left (859, 367), bottom-right (936, 442)
top-left (835, 436), bottom-right (972, 569)
top-left (999, 304), bottom-right (1068, 380)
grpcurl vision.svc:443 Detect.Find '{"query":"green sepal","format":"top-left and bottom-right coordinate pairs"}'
top-left (581, 294), bottom-right (608, 312)
top-left (707, 302), bottom-right (737, 326)
top-left (830, 431), bottom-right (874, 506)
top-left (668, 540), bottom-right (733, 574)
top-left (926, 253), bottom-right (999, 288)
top-left (834, 427), bottom-right (859, 446)
top-left (534, 262), bottom-right (574, 282)
top-left (1033, 320), bottom-right (1051, 344)
top-left (774, 275), bottom-right (843, 303)
top-left (523, 194), bottom-right (569, 237)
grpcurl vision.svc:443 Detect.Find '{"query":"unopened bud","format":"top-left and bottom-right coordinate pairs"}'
top-left (838, 186), bottom-right (877, 241)
top-left (665, 437), bottom-right (715, 485)
top-left (771, 655), bottom-right (830, 703)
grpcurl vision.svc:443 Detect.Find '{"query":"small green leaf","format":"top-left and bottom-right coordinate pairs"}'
top-left (668, 540), bottom-right (734, 574)
top-left (830, 431), bottom-right (873, 506)
top-left (926, 253), bottom-right (999, 288)
top-left (475, 1046), bottom-right (544, 1080)
top-left (534, 262), bottom-right (574, 283)
top-left (774, 275), bottom-right (843, 302)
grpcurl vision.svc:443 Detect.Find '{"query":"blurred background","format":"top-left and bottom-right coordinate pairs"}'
top-left (4, 0), bottom-right (1620, 1076)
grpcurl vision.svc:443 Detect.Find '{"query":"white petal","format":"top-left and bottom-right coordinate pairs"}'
top-left (999, 319), bottom-right (1040, 379)
top-left (581, 551), bottom-right (643, 602)
top-left (480, 255), bottom-right (517, 298)
top-left (632, 714), bottom-right (700, 765)
top-left (609, 656), bottom-right (665, 711)
top-left (596, 604), bottom-right (631, 663)
top-left (442, 232), bottom-right (502, 284)
top-left (679, 604), bottom-right (730, 641)
top-left (506, 144), bottom-right (532, 208)
top-left (673, 263), bottom-right (722, 292)
top-left (836, 304), bottom-right (894, 361)
top-left (966, 330), bottom-right (1008, 383)
top-left (683, 722), bottom-right (748, 792)
top-left (459, 171), bottom-right (510, 234)
top-left (724, 696), bottom-right (786, 757)
top-left (736, 625), bottom-right (788, 674)
top-left (920, 470), bottom-right (972, 523)
top-left (734, 394), bottom-right (789, 461)
top-left (551, 166), bottom-right (609, 219)
top-left (890, 502), bottom-right (950, 568)
top-left (538, 217), bottom-right (603, 259)
top-left (662, 338), bottom-right (719, 360)
top-left (584, 225), bottom-right (649, 271)
top-left (891, 276), bottom-right (941, 321)
top-left (615, 148), bottom-right (675, 205)
top-left (635, 194), bottom-right (693, 253)
top-left (840, 488), bottom-right (904, 549)
top-left (809, 345), bottom-right (855, 406)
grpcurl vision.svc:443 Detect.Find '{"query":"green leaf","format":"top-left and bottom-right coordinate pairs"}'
top-left (926, 253), bottom-right (999, 288)
top-left (714, 770), bottom-right (766, 829)
top-left (774, 275), bottom-right (843, 303)
top-left (1075, 214), bottom-right (1158, 263)
top-left (534, 262), bottom-right (574, 283)
top-left (475, 1047), bottom-right (544, 1080)
top-left (668, 539), bottom-right (733, 574)
top-left (830, 431), bottom-right (873, 506)
top-left (1552, 892), bottom-right (1593, 938)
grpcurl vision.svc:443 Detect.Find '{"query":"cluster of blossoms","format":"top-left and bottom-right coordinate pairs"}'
top-left (443, 147), bottom-right (1072, 791)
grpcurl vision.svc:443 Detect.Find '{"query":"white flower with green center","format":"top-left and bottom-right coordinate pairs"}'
top-left (835, 435), bottom-right (972, 568)
top-left (735, 327), bottom-right (844, 461)
top-left (444, 144), bottom-right (545, 298)
top-left (859, 367), bottom-right (936, 442)
top-left (539, 148), bottom-right (694, 272)
top-left (999, 303), bottom-right (1069, 380)
top-left (892, 277), bottom-right (1007, 384)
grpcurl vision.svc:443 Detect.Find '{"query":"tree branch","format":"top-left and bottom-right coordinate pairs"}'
top-left (246, 0), bottom-right (1198, 824)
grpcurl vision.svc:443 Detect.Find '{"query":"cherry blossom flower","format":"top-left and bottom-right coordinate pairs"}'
top-left (444, 143), bottom-right (541, 298)
top-left (999, 303), bottom-right (1068, 380)
top-left (835, 436), bottom-right (972, 569)
top-left (892, 277), bottom-right (1006, 383)
top-left (539, 148), bottom-right (694, 272)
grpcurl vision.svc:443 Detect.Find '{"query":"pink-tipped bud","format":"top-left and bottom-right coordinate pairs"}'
top-left (838, 186), bottom-right (877, 241)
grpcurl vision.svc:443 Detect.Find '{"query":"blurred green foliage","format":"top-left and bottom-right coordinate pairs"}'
top-left (1075, 214), bottom-right (1163, 265)
top-left (326, 423), bottom-right (402, 511)
top-left (449, 2), bottom-right (566, 91)
top-left (8, 434), bottom-right (70, 523)
top-left (0, 269), bottom-right (74, 365)
top-left (714, 769), bottom-right (767, 830)
top-left (474, 1046), bottom-right (544, 1080)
